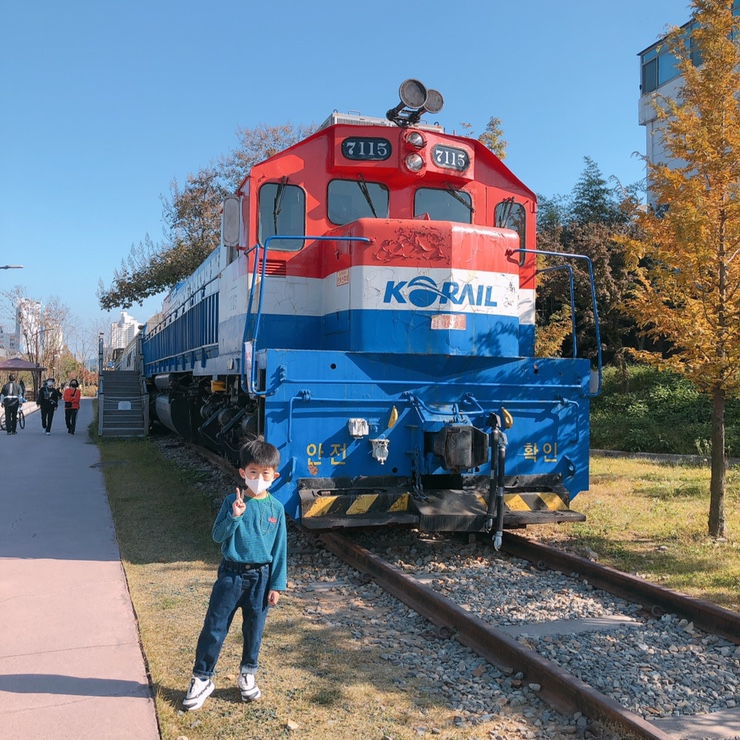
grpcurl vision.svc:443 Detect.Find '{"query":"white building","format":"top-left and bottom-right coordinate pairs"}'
top-left (638, 3), bottom-right (740, 205)
top-left (638, 36), bottom-right (690, 192)
top-left (0, 325), bottom-right (18, 358)
top-left (111, 311), bottom-right (140, 351)
top-left (16, 299), bottom-right (43, 355)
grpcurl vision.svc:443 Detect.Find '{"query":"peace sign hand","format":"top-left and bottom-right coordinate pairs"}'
top-left (232, 487), bottom-right (246, 517)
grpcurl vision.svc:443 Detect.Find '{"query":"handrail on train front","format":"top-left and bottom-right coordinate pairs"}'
top-left (240, 234), bottom-right (371, 396)
top-left (509, 248), bottom-right (602, 396)
top-left (239, 240), bottom-right (602, 397)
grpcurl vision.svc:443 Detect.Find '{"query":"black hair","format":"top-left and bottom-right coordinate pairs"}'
top-left (239, 437), bottom-right (280, 470)
top-left (70, 379), bottom-right (79, 388)
top-left (8, 374), bottom-right (15, 381)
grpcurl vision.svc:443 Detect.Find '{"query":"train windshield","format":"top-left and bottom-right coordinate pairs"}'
top-left (328, 179), bottom-right (389, 225)
top-left (495, 199), bottom-right (526, 264)
top-left (414, 187), bottom-right (472, 224)
top-left (258, 181), bottom-right (306, 250)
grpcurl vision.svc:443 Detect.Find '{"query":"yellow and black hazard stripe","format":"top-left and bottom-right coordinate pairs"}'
top-left (504, 490), bottom-right (571, 512)
top-left (300, 486), bottom-right (580, 530)
top-left (301, 491), bottom-right (411, 520)
top-left (473, 490), bottom-right (570, 512)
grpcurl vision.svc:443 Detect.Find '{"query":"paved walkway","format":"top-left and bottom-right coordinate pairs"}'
top-left (0, 399), bottom-right (160, 739)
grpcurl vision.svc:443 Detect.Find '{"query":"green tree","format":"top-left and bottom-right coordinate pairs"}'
top-left (535, 159), bottom-right (634, 371)
top-left (97, 167), bottom-right (226, 310)
top-left (1, 287), bottom-right (72, 394)
top-left (97, 123), bottom-right (313, 311)
top-left (622, 0), bottom-right (740, 539)
top-left (570, 156), bottom-right (624, 226)
top-left (219, 121), bottom-right (314, 189)
top-left (477, 116), bottom-right (507, 160)
top-left (458, 117), bottom-right (508, 159)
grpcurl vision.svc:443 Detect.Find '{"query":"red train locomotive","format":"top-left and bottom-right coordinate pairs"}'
top-left (142, 80), bottom-right (601, 543)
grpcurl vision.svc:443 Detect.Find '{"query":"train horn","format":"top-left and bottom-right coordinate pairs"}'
top-left (386, 79), bottom-right (444, 126)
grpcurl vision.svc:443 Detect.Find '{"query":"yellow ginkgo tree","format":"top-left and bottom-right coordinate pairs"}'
top-left (624, 0), bottom-right (740, 539)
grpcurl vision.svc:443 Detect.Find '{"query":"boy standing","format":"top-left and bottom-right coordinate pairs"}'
top-left (183, 438), bottom-right (287, 711)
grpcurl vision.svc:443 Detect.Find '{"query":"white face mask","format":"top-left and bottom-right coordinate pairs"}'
top-left (243, 476), bottom-right (271, 495)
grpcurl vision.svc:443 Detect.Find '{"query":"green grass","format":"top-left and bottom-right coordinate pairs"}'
top-left (582, 365), bottom-right (740, 610)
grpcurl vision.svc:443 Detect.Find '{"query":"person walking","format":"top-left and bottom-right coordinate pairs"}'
top-left (63, 379), bottom-right (82, 434)
top-left (37, 378), bottom-right (62, 435)
top-left (182, 437), bottom-right (287, 711)
top-left (1, 373), bottom-right (22, 434)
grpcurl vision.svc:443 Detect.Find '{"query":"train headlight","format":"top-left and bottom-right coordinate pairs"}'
top-left (405, 152), bottom-right (424, 172)
top-left (406, 131), bottom-right (426, 149)
top-left (370, 438), bottom-right (390, 464)
top-left (348, 418), bottom-right (369, 438)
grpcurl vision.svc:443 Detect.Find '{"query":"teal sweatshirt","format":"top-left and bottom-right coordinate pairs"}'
top-left (212, 492), bottom-right (288, 592)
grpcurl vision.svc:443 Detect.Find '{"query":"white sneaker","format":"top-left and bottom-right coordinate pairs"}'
top-left (237, 672), bottom-right (261, 702)
top-left (183, 676), bottom-right (214, 710)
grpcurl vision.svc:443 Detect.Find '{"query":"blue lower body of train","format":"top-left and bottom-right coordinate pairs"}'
top-left (245, 347), bottom-right (591, 531)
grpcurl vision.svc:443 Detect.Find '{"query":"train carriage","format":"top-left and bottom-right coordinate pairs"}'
top-left (141, 81), bottom-right (601, 543)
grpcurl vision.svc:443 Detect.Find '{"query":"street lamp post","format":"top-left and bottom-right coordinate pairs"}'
top-left (0, 265), bottom-right (24, 270)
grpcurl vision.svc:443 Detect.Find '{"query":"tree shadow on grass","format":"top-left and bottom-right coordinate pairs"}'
top-left (156, 612), bottom-right (517, 739)
top-left (567, 533), bottom-right (740, 611)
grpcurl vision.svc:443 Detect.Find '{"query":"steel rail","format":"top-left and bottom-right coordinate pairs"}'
top-left (318, 530), bottom-right (674, 740)
top-left (501, 532), bottom-right (740, 646)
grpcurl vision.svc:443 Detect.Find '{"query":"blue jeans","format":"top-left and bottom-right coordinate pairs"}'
top-left (192, 561), bottom-right (270, 679)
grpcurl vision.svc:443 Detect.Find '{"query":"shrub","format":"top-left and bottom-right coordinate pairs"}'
top-left (591, 365), bottom-right (740, 456)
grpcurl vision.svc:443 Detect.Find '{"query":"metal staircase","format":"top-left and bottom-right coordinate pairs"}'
top-left (97, 334), bottom-right (149, 437)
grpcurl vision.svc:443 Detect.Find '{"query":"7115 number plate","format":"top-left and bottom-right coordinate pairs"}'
top-left (342, 137), bottom-right (392, 161)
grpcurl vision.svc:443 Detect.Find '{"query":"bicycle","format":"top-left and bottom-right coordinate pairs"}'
top-left (0, 407), bottom-right (25, 432)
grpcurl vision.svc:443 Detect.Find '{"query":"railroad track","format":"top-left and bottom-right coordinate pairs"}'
top-left (326, 529), bottom-right (740, 740)
top-left (190, 441), bottom-right (740, 739)
top-left (500, 533), bottom-right (740, 646)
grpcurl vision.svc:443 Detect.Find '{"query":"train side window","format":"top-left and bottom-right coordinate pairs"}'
top-left (258, 181), bottom-right (306, 250)
top-left (495, 199), bottom-right (526, 265)
top-left (328, 179), bottom-right (389, 225)
top-left (414, 187), bottom-right (472, 224)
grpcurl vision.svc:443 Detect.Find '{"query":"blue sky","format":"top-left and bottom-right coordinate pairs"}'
top-left (0, 0), bottom-right (692, 333)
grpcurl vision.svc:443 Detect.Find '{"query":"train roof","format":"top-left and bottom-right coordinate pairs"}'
top-left (237, 112), bottom-right (536, 202)
top-left (317, 111), bottom-right (445, 133)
